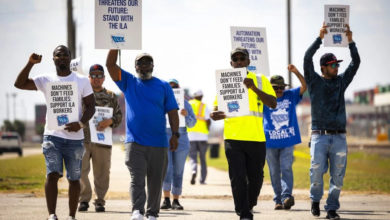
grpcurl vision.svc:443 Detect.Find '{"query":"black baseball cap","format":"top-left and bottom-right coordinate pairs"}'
top-left (89, 64), bottom-right (104, 74)
top-left (320, 53), bottom-right (343, 66)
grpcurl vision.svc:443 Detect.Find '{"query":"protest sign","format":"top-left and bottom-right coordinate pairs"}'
top-left (167, 88), bottom-right (185, 128)
top-left (231, 26), bottom-right (270, 76)
top-left (89, 106), bottom-right (113, 145)
top-left (215, 68), bottom-right (249, 117)
top-left (324, 5), bottom-right (350, 47)
top-left (95, 0), bottom-right (142, 49)
top-left (46, 82), bottom-right (79, 130)
top-left (70, 57), bottom-right (83, 74)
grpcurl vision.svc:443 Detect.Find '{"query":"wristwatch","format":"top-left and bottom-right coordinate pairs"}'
top-left (172, 132), bottom-right (180, 138)
top-left (78, 121), bottom-right (85, 128)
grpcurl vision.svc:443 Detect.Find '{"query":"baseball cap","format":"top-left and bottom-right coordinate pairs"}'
top-left (230, 47), bottom-right (249, 58)
top-left (135, 53), bottom-right (153, 65)
top-left (168, 78), bottom-right (179, 85)
top-left (320, 53), bottom-right (343, 66)
top-left (193, 90), bottom-right (203, 97)
top-left (270, 75), bottom-right (288, 86)
top-left (89, 64), bottom-right (104, 74)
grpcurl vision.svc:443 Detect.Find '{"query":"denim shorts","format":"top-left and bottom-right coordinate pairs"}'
top-left (42, 135), bottom-right (85, 180)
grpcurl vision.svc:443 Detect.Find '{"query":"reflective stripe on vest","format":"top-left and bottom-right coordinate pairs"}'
top-left (188, 99), bottom-right (209, 134)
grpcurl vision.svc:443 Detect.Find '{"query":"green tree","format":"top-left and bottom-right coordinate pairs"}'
top-left (13, 120), bottom-right (26, 141)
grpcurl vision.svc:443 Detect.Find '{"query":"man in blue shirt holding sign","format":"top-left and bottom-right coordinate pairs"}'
top-left (106, 50), bottom-right (179, 220)
top-left (263, 64), bottom-right (306, 211)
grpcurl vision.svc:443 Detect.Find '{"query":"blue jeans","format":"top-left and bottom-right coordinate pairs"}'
top-left (42, 135), bottom-right (84, 180)
top-left (163, 129), bottom-right (190, 195)
top-left (266, 146), bottom-right (294, 204)
top-left (310, 133), bottom-right (347, 211)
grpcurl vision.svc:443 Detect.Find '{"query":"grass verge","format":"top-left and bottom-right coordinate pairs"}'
top-left (207, 143), bottom-right (390, 193)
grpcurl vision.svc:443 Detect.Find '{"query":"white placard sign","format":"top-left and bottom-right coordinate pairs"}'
top-left (46, 82), bottom-right (79, 130)
top-left (167, 88), bottom-right (185, 128)
top-left (70, 57), bottom-right (83, 74)
top-left (215, 68), bottom-right (250, 117)
top-left (324, 5), bottom-right (350, 47)
top-left (231, 26), bottom-right (270, 76)
top-left (89, 106), bottom-right (113, 145)
top-left (95, 0), bottom-right (142, 49)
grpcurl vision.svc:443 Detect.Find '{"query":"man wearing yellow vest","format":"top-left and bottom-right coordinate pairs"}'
top-left (210, 47), bottom-right (276, 220)
top-left (187, 90), bottom-right (211, 185)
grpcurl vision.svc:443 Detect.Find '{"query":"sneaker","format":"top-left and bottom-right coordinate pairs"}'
top-left (283, 197), bottom-right (295, 210)
top-left (311, 201), bottom-right (320, 217)
top-left (274, 203), bottom-right (283, 210)
top-left (172, 199), bottom-right (184, 210)
top-left (47, 214), bottom-right (58, 220)
top-left (131, 210), bottom-right (144, 220)
top-left (95, 203), bottom-right (105, 212)
top-left (66, 217), bottom-right (77, 220)
top-left (78, 202), bottom-right (89, 212)
top-left (326, 210), bottom-right (340, 220)
top-left (161, 198), bottom-right (172, 209)
top-left (147, 216), bottom-right (157, 220)
top-left (190, 173), bottom-right (196, 185)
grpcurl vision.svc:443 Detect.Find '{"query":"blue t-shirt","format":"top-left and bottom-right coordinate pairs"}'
top-left (263, 87), bottom-right (302, 148)
top-left (115, 69), bottom-right (178, 147)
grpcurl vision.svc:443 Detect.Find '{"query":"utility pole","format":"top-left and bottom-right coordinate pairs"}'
top-left (67, 0), bottom-right (76, 58)
top-left (287, 0), bottom-right (292, 87)
top-left (6, 93), bottom-right (9, 120)
top-left (11, 93), bottom-right (17, 121)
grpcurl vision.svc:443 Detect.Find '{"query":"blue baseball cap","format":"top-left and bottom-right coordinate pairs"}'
top-left (168, 79), bottom-right (179, 85)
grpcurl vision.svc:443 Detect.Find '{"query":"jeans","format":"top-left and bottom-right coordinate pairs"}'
top-left (266, 146), bottom-right (294, 204)
top-left (42, 135), bottom-right (84, 180)
top-left (225, 140), bottom-right (266, 219)
top-left (309, 133), bottom-right (347, 211)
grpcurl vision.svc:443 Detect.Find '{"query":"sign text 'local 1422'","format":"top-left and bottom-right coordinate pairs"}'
top-left (95, 0), bottom-right (142, 49)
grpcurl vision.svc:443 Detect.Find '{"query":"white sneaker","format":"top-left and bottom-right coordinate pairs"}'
top-left (47, 214), bottom-right (58, 220)
top-left (131, 210), bottom-right (144, 220)
top-left (147, 216), bottom-right (157, 220)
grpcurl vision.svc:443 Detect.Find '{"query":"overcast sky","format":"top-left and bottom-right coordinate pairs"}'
top-left (0, 0), bottom-right (389, 123)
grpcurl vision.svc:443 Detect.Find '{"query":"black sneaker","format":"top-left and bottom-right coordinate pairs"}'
top-left (311, 201), bottom-right (320, 217)
top-left (95, 203), bottom-right (105, 212)
top-left (283, 197), bottom-right (295, 210)
top-left (190, 173), bottom-right (196, 185)
top-left (172, 199), bottom-right (184, 210)
top-left (326, 210), bottom-right (340, 220)
top-left (160, 198), bottom-right (172, 209)
top-left (78, 202), bottom-right (89, 212)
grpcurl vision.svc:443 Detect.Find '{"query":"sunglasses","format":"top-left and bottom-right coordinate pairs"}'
top-left (232, 57), bottom-right (247, 62)
top-left (329, 63), bottom-right (340, 68)
top-left (273, 86), bottom-right (285, 91)
top-left (90, 74), bottom-right (104, 79)
top-left (136, 60), bottom-right (153, 66)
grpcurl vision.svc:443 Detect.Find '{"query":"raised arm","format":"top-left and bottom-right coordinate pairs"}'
top-left (342, 24), bottom-right (361, 86)
top-left (304, 23), bottom-right (326, 82)
top-left (243, 78), bottom-right (277, 109)
top-left (14, 53), bottom-right (41, 90)
top-left (106, 50), bottom-right (122, 82)
top-left (288, 64), bottom-right (307, 95)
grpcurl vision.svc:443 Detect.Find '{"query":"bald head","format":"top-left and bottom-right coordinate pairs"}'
top-left (53, 45), bottom-right (71, 57)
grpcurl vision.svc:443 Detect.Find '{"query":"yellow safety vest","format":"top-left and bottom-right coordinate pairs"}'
top-left (187, 99), bottom-right (209, 134)
top-left (215, 72), bottom-right (276, 142)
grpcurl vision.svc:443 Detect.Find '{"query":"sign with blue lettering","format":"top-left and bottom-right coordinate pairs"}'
top-left (230, 27), bottom-right (270, 76)
top-left (215, 68), bottom-right (249, 117)
top-left (324, 5), bottom-right (350, 47)
top-left (89, 106), bottom-right (113, 145)
top-left (95, 0), bottom-right (142, 49)
top-left (47, 82), bottom-right (79, 130)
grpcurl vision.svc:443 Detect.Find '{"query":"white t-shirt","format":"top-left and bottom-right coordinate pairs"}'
top-left (33, 72), bottom-right (93, 140)
top-left (188, 107), bottom-right (210, 141)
